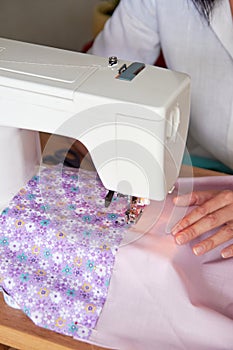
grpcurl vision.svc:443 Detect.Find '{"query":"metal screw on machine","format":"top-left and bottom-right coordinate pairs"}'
top-left (108, 56), bottom-right (118, 67)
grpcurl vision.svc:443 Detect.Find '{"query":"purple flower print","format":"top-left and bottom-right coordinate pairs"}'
top-left (0, 165), bottom-right (130, 342)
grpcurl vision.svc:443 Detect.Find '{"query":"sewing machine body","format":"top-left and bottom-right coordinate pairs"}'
top-left (0, 38), bottom-right (190, 210)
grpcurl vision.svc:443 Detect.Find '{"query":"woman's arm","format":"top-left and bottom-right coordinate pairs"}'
top-left (90, 0), bottom-right (161, 64)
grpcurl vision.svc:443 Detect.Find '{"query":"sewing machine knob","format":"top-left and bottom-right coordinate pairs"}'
top-left (108, 56), bottom-right (118, 67)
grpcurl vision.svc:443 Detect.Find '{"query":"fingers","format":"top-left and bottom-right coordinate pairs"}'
top-left (172, 190), bottom-right (233, 236)
top-left (173, 204), bottom-right (233, 246)
top-left (191, 221), bottom-right (233, 257)
top-left (171, 190), bottom-right (233, 258)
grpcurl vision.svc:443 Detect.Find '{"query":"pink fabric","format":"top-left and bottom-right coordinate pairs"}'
top-left (88, 176), bottom-right (233, 350)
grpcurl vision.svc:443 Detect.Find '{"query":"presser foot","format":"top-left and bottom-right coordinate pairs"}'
top-left (125, 197), bottom-right (150, 225)
top-left (104, 191), bottom-right (149, 225)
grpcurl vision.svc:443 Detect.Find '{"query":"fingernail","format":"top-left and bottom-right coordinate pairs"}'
top-left (193, 245), bottom-right (205, 256)
top-left (175, 234), bottom-right (187, 245)
top-left (171, 228), bottom-right (178, 236)
top-left (221, 250), bottom-right (231, 259)
top-left (171, 224), bottom-right (181, 236)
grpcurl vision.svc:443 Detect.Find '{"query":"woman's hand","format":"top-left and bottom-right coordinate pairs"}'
top-left (171, 190), bottom-right (233, 258)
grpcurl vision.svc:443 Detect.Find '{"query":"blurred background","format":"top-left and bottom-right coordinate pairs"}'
top-left (0, 0), bottom-right (100, 51)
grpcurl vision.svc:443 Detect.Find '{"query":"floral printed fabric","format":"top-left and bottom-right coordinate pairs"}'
top-left (0, 165), bottom-right (129, 340)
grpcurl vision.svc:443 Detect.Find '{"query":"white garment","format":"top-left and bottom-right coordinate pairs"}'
top-left (90, 0), bottom-right (233, 170)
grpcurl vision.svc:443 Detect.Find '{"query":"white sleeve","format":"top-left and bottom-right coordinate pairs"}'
top-left (90, 0), bottom-right (160, 65)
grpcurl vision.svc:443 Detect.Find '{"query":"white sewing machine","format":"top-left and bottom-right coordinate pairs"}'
top-left (0, 38), bottom-right (190, 212)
